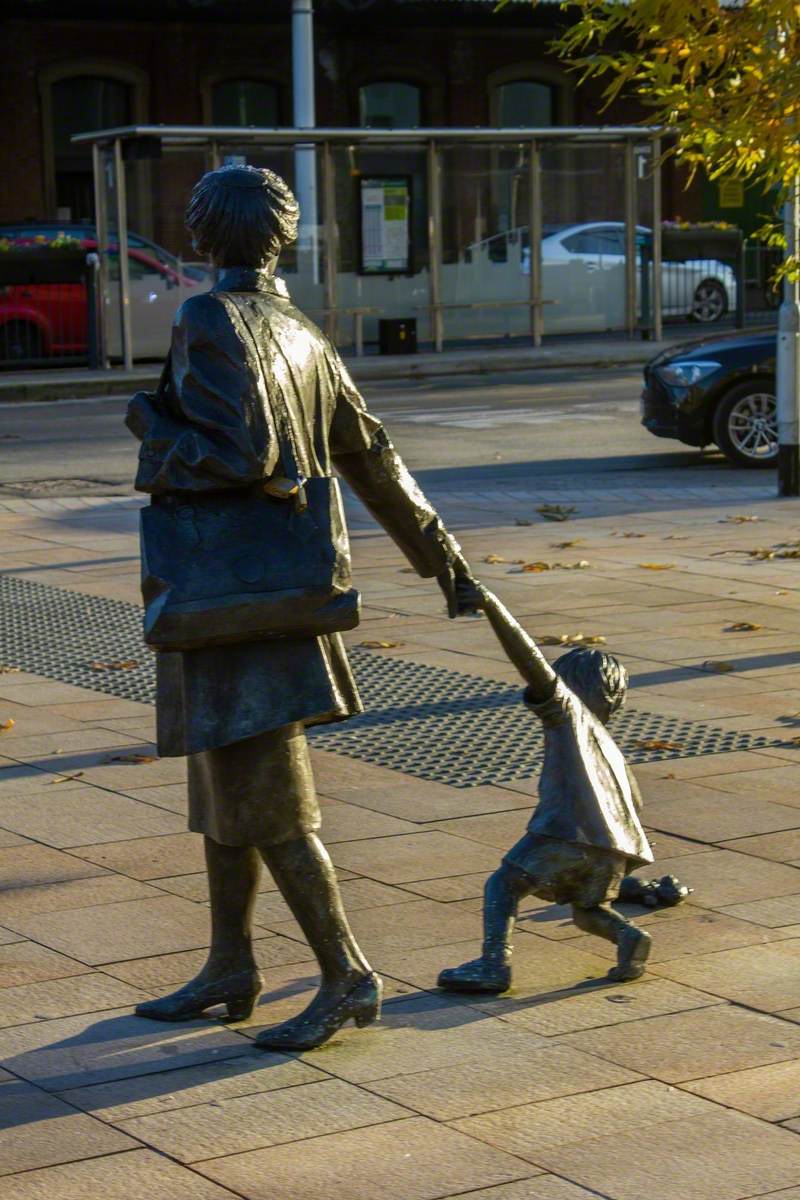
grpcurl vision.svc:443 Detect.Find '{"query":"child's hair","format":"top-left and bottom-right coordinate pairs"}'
top-left (185, 165), bottom-right (299, 268)
top-left (554, 647), bottom-right (628, 723)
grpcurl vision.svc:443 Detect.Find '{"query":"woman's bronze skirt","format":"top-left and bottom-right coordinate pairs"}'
top-left (187, 721), bottom-right (321, 847)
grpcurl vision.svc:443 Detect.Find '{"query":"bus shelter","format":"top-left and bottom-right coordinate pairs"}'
top-left (73, 124), bottom-right (664, 368)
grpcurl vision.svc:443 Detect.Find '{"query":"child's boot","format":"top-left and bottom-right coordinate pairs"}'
top-left (608, 924), bottom-right (652, 981)
top-left (438, 945), bottom-right (511, 994)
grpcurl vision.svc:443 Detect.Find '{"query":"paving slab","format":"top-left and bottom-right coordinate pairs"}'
top-left (195, 1115), bottom-right (537, 1200)
top-left (438, 1181), bottom-right (604, 1200)
top-left (0, 1077), bottom-right (138, 1177)
top-left (362, 1040), bottom-right (639, 1120)
top-left (0, 786), bottom-right (185, 847)
top-left (0, 1149), bottom-right (241, 1200)
top-left (116, 1076), bottom-right (409, 1163)
top-left (721, 894), bottom-right (800, 927)
top-left (524, 1108), bottom-right (800, 1200)
top-left (0, 941), bottom-right (92, 988)
top-left (0, 874), bottom-right (160, 921)
top-left (0, 1007), bottom-right (251, 1090)
top-left (331, 832), bottom-right (510, 884)
top-left (643, 792), bottom-right (800, 842)
top-left (253, 877), bottom-right (417, 927)
top-left (0, 844), bottom-right (106, 889)
top-left (652, 939), bottom-right (800, 1012)
top-left (559, 1004), bottom-right (800, 1082)
top-left (267, 897), bottom-right (484, 954)
top-left (720, 829), bottom-right (800, 862)
top-left (683, 1058), bottom-right (800, 1122)
top-left (0, 972), bottom-right (149, 1028)
top-left (57, 1050), bottom-right (324, 1123)
top-left (69, 831), bottom-right (206, 878)
top-left (1, 894), bottom-right (222, 965)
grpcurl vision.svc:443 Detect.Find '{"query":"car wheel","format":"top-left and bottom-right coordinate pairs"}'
top-left (0, 321), bottom-right (43, 362)
top-left (712, 381), bottom-right (778, 468)
top-left (690, 279), bottom-right (728, 323)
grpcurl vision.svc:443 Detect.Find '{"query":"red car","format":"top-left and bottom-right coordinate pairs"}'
top-left (0, 236), bottom-right (210, 362)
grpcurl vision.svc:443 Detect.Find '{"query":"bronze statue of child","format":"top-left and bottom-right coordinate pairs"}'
top-left (439, 586), bottom-right (655, 994)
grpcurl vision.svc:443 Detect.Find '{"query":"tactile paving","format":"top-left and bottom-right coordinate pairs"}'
top-left (0, 574), bottom-right (786, 788)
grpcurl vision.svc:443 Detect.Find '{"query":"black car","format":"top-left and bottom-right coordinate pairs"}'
top-left (641, 329), bottom-right (777, 467)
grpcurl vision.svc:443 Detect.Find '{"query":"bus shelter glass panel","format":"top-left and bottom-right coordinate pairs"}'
top-left (439, 143), bottom-right (531, 343)
top-left (219, 143), bottom-right (327, 323)
top-left (539, 142), bottom-right (627, 335)
top-left (330, 143), bottom-right (430, 351)
top-left (115, 149), bottom-right (213, 361)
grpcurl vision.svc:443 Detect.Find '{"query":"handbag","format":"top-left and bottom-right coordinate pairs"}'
top-left (138, 295), bottom-right (360, 651)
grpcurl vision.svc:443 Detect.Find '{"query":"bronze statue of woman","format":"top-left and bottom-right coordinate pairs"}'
top-left (126, 165), bottom-right (477, 1050)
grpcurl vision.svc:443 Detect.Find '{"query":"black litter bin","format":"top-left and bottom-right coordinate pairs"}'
top-left (378, 318), bottom-right (417, 355)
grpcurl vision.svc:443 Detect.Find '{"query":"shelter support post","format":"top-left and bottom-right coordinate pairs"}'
top-left (113, 138), bottom-right (133, 370)
top-left (778, 179), bottom-right (800, 497)
top-left (528, 139), bottom-right (542, 347)
top-left (321, 141), bottom-right (338, 343)
top-left (624, 141), bottom-right (637, 339)
top-left (651, 136), bottom-right (663, 342)
top-left (427, 139), bottom-right (443, 352)
top-left (91, 141), bottom-right (109, 368)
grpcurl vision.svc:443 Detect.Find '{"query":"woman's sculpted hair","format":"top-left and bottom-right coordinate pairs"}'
top-left (185, 165), bottom-right (300, 268)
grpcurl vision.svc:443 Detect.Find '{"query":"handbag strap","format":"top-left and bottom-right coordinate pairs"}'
top-left (217, 292), bottom-right (307, 510)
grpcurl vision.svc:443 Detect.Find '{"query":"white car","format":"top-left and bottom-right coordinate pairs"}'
top-left (525, 222), bottom-right (736, 324)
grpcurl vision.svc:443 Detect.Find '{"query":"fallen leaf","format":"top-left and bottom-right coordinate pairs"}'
top-left (776, 590), bottom-right (789, 596)
top-left (725, 621), bottom-right (763, 632)
top-left (106, 754), bottom-right (157, 764)
top-left (663, 534), bottom-right (688, 541)
top-left (777, 548), bottom-right (800, 559)
top-left (0, 718), bottom-right (15, 732)
top-left (359, 640), bottom-right (404, 649)
top-left (0, 666), bottom-right (20, 675)
top-left (621, 531), bottom-right (646, 539)
top-left (47, 772), bottom-right (84, 784)
top-left (89, 660), bottom-right (138, 672)
top-left (551, 539), bottom-right (584, 549)
top-left (537, 504), bottom-right (576, 522)
top-left (517, 560), bottom-right (590, 574)
top-left (748, 548), bottom-right (776, 560)
top-left (636, 739), bottom-right (684, 751)
top-left (639, 563), bottom-right (675, 571)
top-left (482, 554), bottom-right (506, 564)
top-left (702, 660), bottom-right (735, 673)
top-left (540, 633), bottom-right (606, 647)
top-left (399, 567), bottom-right (416, 573)
top-left (720, 514), bottom-right (760, 524)
top-left (514, 518), bottom-right (533, 527)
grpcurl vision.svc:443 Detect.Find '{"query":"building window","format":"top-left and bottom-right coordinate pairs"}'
top-left (497, 80), bottom-right (555, 127)
top-left (359, 82), bottom-right (422, 129)
top-left (51, 75), bottom-right (131, 220)
top-left (211, 79), bottom-right (280, 127)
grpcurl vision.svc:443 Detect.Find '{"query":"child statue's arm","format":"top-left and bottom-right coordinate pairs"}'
top-left (478, 585), bottom-right (558, 703)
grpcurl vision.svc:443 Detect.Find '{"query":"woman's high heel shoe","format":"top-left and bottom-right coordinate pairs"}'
top-left (135, 968), bottom-right (264, 1023)
top-left (255, 972), bottom-right (382, 1051)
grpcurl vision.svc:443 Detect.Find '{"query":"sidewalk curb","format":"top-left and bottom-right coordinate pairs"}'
top-left (0, 340), bottom-right (673, 403)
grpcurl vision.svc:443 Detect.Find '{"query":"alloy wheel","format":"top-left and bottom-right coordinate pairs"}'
top-left (726, 391), bottom-right (778, 461)
top-left (691, 280), bottom-right (727, 323)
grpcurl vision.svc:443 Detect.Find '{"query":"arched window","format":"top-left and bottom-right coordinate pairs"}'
top-left (497, 80), bottom-right (556, 127)
top-left (51, 75), bottom-right (131, 219)
top-left (211, 79), bottom-right (280, 127)
top-left (359, 82), bottom-right (422, 129)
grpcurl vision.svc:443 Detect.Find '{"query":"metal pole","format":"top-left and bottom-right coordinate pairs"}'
top-left (777, 180), bottom-right (800, 496)
top-left (321, 141), bottom-right (338, 343)
top-left (528, 139), bottom-right (543, 346)
top-left (113, 138), bottom-right (133, 370)
top-left (91, 141), bottom-right (109, 368)
top-left (651, 135), bottom-right (663, 342)
top-left (292, 0), bottom-right (319, 282)
top-left (427, 139), bottom-right (443, 352)
top-left (624, 140), bottom-right (637, 339)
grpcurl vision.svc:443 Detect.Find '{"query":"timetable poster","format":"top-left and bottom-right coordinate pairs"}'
top-left (359, 177), bottom-right (411, 274)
